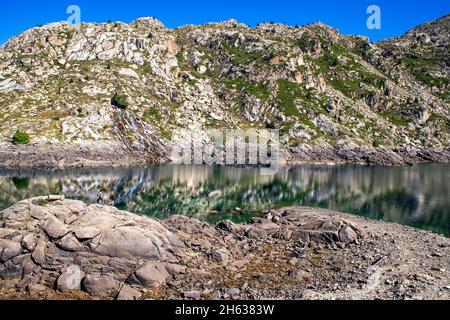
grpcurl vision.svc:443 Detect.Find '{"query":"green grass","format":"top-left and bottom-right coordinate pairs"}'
top-left (276, 80), bottom-right (315, 127)
top-left (415, 72), bottom-right (448, 88)
top-left (441, 91), bottom-right (450, 103)
top-left (380, 111), bottom-right (409, 127)
top-left (222, 78), bottom-right (270, 100)
top-left (223, 44), bottom-right (267, 66)
top-left (144, 107), bottom-right (163, 121)
top-left (314, 44), bottom-right (386, 97)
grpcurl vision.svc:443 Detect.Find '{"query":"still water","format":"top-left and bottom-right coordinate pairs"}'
top-left (0, 164), bottom-right (448, 235)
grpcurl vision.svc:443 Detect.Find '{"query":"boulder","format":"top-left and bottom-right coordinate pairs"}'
top-left (339, 226), bottom-right (358, 244)
top-left (57, 234), bottom-right (84, 252)
top-left (82, 274), bottom-right (119, 296)
top-left (21, 234), bottom-right (36, 251)
top-left (116, 285), bottom-right (142, 300)
top-left (43, 216), bottom-right (69, 239)
top-left (0, 240), bottom-right (23, 262)
top-left (31, 240), bottom-right (47, 265)
top-left (134, 262), bottom-right (170, 288)
top-left (57, 265), bottom-right (85, 292)
top-left (208, 248), bottom-right (230, 263)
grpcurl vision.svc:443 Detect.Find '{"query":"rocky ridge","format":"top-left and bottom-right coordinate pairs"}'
top-left (0, 16), bottom-right (449, 167)
top-left (0, 198), bottom-right (449, 300)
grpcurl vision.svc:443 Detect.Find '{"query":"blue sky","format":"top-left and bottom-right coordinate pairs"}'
top-left (1, 0), bottom-right (449, 44)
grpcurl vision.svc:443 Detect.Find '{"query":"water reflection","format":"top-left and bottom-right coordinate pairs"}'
top-left (0, 164), bottom-right (448, 235)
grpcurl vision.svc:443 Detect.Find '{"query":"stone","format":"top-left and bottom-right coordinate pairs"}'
top-left (197, 66), bottom-right (207, 75)
top-left (245, 227), bottom-right (267, 240)
top-left (0, 261), bottom-right (23, 279)
top-left (228, 288), bottom-right (240, 295)
top-left (57, 265), bottom-right (85, 292)
top-left (135, 262), bottom-right (170, 288)
top-left (116, 285), bottom-right (142, 300)
top-left (339, 226), bottom-right (358, 244)
top-left (289, 269), bottom-right (313, 282)
top-left (208, 248), bottom-right (230, 263)
top-left (28, 284), bottom-right (48, 295)
top-left (217, 220), bottom-right (238, 232)
top-left (21, 234), bottom-right (36, 251)
top-left (82, 274), bottom-right (119, 296)
top-left (43, 216), bottom-right (69, 239)
top-left (165, 263), bottom-right (187, 275)
top-left (183, 290), bottom-right (201, 300)
top-left (31, 240), bottom-right (47, 265)
top-left (57, 234), bottom-right (84, 252)
top-left (74, 227), bottom-right (101, 240)
top-left (0, 240), bottom-right (23, 262)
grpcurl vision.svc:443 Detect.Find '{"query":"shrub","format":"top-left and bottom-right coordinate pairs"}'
top-left (111, 93), bottom-right (129, 109)
top-left (12, 177), bottom-right (29, 190)
top-left (12, 131), bottom-right (30, 145)
top-left (372, 138), bottom-right (382, 148)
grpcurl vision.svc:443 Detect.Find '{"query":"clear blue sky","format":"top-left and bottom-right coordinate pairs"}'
top-left (1, 0), bottom-right (449, 44)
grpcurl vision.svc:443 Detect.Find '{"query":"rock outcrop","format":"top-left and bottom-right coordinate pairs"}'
top-left (0, 16), bottom-right (449, 168)
top-left (1, 198), bottom-right (449, 300)
top-left (0, 198), bottom-right (186, 298)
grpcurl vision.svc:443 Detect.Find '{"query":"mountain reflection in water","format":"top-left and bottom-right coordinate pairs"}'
top-left (0, 164), bottom-right (448, 235)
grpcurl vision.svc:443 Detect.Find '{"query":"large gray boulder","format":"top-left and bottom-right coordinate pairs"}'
top-left (0, 198), bottom-right (186, 297)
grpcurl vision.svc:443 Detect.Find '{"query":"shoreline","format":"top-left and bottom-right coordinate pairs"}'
top-left (0, 198), bottom-right (449, 300)
top-left (0, 142), bottom-right (449, 169)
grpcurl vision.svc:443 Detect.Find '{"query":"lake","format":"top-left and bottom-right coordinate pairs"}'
top-left (0, 164), bottom-right (448, 235)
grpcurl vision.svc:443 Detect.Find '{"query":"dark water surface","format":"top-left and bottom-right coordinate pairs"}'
top-left (0, 164), bottom-right (448, 235)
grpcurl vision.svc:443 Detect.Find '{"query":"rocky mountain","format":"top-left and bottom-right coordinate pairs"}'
top-left (0, 15), bottom-right (449, 167)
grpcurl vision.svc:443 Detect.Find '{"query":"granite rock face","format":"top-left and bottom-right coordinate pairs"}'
top-left (0, 198), bottom-right (186, 298)
top-left (0, 16), bottom-right (449, 168)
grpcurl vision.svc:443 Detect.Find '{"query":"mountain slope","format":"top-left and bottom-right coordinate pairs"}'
top-left (0, 16), bottom-right (449, 168)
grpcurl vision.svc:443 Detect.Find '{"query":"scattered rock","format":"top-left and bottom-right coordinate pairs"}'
top-left (82, 274), bottom-right (119, 296)
top-left (116, 285), bottom-right (142, 300)
top-left (57, 265), bottom-right (85, 292)
top-left (134, 262), bottom-right (170, 288)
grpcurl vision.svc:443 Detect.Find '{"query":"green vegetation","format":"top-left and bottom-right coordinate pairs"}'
top-left (402, 54), bottom-right (450, 88)
top-left (37, 199), bottom-right (49, 206)
top-left (415, 72), bottom-right (448, 88)
top-left (111, 93), bottom-right (129, 109)
top-left (296, 33), bottom-right (317, 52)
top-left (12, 177), bottom-right (29, 190)
top-left (223, 44), bottom-right (267, 66)
top-left (441, 91), bottom-right (450, 103)
top-left (315, 44), bottom-right (386, 98)
top-left (222, 78), bottom-right (270, 100)
top-left (276, 80), bottom-right (314, 127)
top-left (372, 138), bottom-right (382, 148)
top-left (144, 107), bottom-right (163, 121)
top-left (12, 130), bottom-right (30, 145)
top-left (380, 111), bottom-right (409, 127)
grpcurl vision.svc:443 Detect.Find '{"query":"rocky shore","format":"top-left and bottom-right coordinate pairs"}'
top-left (0, 142), bottom-right (449, 169)
top-left (0, 197), bottom-right (448, 300)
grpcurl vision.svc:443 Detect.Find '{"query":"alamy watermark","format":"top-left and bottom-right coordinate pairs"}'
top-left (67, 5), bottom-right (81, 25)
top-left (367, 5), bottom-right (381, 30)
top-left (171, 127), bottom-right (280, 176)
